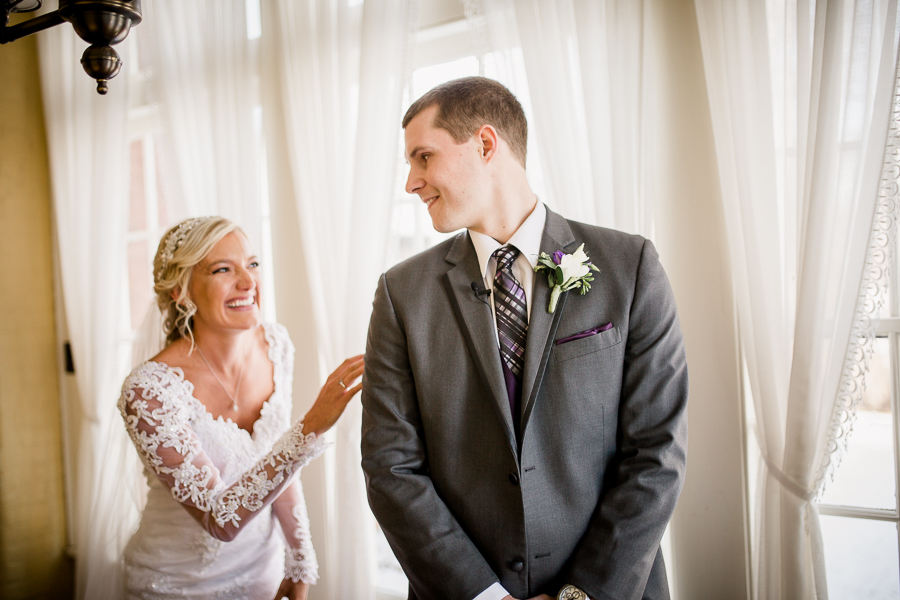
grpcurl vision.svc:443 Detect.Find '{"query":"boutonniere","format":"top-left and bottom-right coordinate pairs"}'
top-left (534, 243), bottom-right (600, 313)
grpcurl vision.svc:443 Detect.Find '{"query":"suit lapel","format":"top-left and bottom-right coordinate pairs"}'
top-left (520, 209), bottom-right (577, 438)
top-left (442, 232), bottom-right (518, 456)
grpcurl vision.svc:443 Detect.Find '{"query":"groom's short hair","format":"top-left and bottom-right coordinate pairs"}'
top-left (402, 76), bottom-right (528, 167)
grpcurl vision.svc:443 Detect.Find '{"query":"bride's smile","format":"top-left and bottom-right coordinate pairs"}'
top-left (186, 231), bottom-right (262, 333)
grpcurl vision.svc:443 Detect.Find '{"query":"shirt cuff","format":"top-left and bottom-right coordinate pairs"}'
top-left (472, 582), bottom-right (509, 600)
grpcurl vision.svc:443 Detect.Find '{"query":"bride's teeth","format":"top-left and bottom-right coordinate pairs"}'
top-left (227, 298), bottom-right (254, 308)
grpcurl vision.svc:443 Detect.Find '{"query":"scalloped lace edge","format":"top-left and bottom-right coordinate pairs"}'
top-left (815, 64), bottom-right (900, 498)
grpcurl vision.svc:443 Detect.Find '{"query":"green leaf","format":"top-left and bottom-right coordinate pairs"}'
top-left (536, 255), bottom-right (557, 272)
top-left (547, 271), bottom-right (556, 287)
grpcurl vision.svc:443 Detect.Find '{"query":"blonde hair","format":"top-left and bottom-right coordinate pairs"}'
top-left (153, 216), bottom-right (239, 346)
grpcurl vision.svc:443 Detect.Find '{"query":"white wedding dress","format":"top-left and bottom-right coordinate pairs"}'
top-left (118, 322), bottom-right (326, 599)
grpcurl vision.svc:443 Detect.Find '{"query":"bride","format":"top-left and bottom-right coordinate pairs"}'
top-left (118, 216), bottom-right (363, 599)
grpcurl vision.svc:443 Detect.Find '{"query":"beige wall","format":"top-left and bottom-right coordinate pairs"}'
top-left (650, 2), bottom-right (751, 599)
top-left (0, 32), bottom-right (72, 599)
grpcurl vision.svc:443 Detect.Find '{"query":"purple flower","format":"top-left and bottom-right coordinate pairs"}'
top-left (552, 250), bottom-right (565, 265)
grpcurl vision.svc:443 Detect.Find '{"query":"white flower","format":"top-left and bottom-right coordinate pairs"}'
top-left (570, 243), bottom-right (589, 264)
top-left (534, 242), bottom-right (599, 313)
top-left (559, 244), bottom-right (590, 281)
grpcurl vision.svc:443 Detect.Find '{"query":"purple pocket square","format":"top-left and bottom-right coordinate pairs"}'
top-left (555, 322), bottom-right (613, 345)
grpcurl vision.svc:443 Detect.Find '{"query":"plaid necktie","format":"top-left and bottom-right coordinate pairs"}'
top-left (493, 246), bottom-right (528, 423)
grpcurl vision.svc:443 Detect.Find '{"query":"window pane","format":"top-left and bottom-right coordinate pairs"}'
top-left (411, 56), bottom-right (479, 99)
top-left (128, 240), bottom-right (151, 331)
top-left (245, 0), bottom-right (261, 40)
top-left (374, 523), bottom-right (406, 596)
top-left (129, 140), bottom-right (146, 232)
top-left (822, 514), bottom-right (899, 599)
top-left (820, 336), bottom-right (897, 510)
top-left (387, 57), bottom-right (479, 268)
top-left (151, 137), bottom-right (170, 231)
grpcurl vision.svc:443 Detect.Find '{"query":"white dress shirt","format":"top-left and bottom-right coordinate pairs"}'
top-left (467, 200), bottom-right (546, 600)
top-left (468, 200), bottom-right (547, 347)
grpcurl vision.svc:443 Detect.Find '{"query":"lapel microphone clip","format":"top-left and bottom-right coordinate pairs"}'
top-left (471, 282), bottom-right (492, 297)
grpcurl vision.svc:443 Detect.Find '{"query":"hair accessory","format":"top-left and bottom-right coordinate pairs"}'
top-left (156, 217), bottom-right (213, 282)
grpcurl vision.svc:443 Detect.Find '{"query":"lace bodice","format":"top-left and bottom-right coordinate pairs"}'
top-left (119, 322), bottom-right (324, 586)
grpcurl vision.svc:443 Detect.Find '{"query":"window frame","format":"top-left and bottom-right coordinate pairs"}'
top-left (815, 246), bottom-right (900, 583)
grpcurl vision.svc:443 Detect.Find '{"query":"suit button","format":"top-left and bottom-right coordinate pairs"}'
top-left (510, 559), bottom-right (524, 572)
top-left (509, 473), bottom-right (519, 486)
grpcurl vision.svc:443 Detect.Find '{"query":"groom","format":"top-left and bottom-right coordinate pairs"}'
top-left (361, 77), bottom-right (688, 600)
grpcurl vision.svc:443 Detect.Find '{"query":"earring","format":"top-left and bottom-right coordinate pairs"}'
top-left (184, 299), bottom-right (196, 313)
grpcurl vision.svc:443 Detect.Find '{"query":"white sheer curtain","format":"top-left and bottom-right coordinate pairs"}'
top-left (694, 0), bottom-right (900, 597)
top-left (259, 0), bottom-right (417, 597)
top-left (37, 25), bottom-right (139, 600)
top-left (39, 4), bottom-right (267, 597)
top-left (472, 0), bottom-right (654, 236)
top-left (139, 0), bottom-right (263, 246)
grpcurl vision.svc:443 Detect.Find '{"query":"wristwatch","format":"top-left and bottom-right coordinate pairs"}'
top-left (557, 584), bottom-right (589, 600)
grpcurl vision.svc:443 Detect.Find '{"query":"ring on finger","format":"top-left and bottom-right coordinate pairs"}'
top-left (338, 379), bottom-right (346, 389)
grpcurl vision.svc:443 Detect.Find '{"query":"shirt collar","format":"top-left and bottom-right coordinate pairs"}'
top-left (469, 200), bottom-right (547, 280)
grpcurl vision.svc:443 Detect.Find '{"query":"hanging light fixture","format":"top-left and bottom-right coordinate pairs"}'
top-left (1, 0), bottom-right (142, 95)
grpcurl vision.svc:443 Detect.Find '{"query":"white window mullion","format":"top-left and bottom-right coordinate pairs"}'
top-left (817, 504), bottom-right (899, 522)
top-left (876, 317), bottom-right (900, 334)
top-left (144, 135), bottom-right (159, 237)
top-left (893, 246), bottom-right (900, 567)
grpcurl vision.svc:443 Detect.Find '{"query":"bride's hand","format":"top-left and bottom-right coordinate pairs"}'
top-left (273, 577), bottom-right (309, 600)
top-left (301, 354), bottom-right (364, 436)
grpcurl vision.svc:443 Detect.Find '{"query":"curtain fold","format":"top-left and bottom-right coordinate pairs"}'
top-left (474, 0), bottom-right (653, 236)
top-left (694, 0), bottom-right (900, 597)
top-left (36, 25), bottom-right (136, 600)
top-left (139, 0), bottom-right (263, 246)
top-left (259, 1), bottom-right (417, 597)
top-left (40, 4), bottom-right (269, 597)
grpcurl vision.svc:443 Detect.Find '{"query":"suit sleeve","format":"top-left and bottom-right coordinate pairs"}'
top-left (361, 273), bottom-right (501, 600)
top-left (563, 239), bottom-right (689, 600)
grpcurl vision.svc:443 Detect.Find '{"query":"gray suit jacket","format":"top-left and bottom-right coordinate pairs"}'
top-left (361, 208), bottom-right (688, 600)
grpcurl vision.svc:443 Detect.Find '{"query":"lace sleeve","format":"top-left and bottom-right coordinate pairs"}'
top-left (272, 478), bottom-right (318, 583)
top-left (118, 366), bottom-right (327, 542)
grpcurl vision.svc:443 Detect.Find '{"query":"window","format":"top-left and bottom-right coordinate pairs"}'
top-left (122, 30), bottom-right (172, 371)
top-left (384, 22), bottom-right (547, 270)
top-left (383, 56), bottom-right (481, 270)
top-left (816, 243), bottom-right (900, 598)
top-left (121, 2), bottom-right (274, 374)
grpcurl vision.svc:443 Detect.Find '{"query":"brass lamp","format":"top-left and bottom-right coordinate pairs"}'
top-left (1, 0), bottom-right (142, 94)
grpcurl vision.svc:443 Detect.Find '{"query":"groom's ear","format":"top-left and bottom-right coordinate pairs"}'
top-left (477, 124), bottom-right (499, 163)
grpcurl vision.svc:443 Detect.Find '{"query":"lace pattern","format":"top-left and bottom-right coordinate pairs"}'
top-left (190, 530), bottom-right (223, 573)
top-left (120, 368), bottom-right (225, 511)
top-left (119, 323), bottom-right (327, 545)
top-left (816, 63), bottom-right (900, 496)
top-left (211, 427), bottom-right (325, 529)
top-left (283, 498), bottom-right (318, 583)
top-left (285, 546), bottom-right (319, 585)
top-left (124, 566), bottom-right (182, 599)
